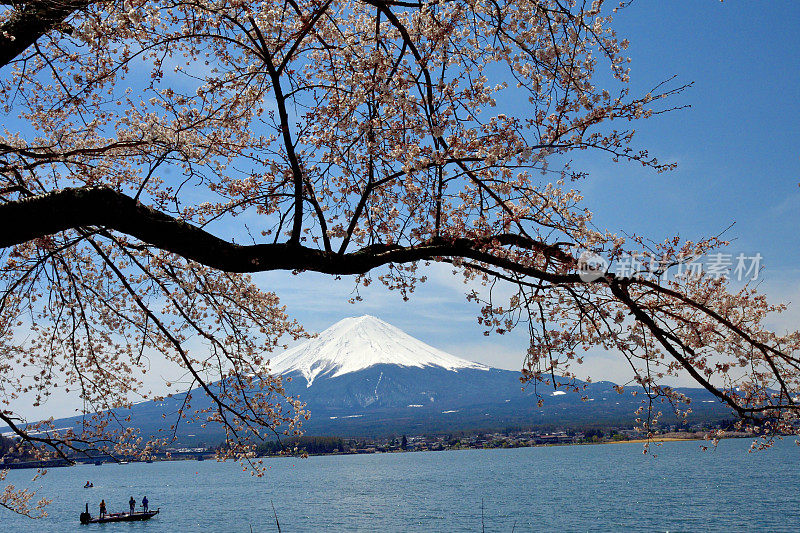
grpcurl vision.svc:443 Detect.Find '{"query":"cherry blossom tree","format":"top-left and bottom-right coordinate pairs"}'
top-left (1, 0), bottom-right (798, 516)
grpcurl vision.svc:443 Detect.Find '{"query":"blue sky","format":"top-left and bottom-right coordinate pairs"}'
top-left (266, 1), bottom-right (800, 374)
top-left (588, 0), bottom-right (800, 257)
top-left (6, 1), bottom-right (800, 419)
top-left (106, 0), bottom-right (800, 401)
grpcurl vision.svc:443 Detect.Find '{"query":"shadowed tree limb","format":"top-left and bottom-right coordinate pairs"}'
top-left (0, 0), bottom-right (95, 68)
top-left (0, 186), bottom-right (574, 274)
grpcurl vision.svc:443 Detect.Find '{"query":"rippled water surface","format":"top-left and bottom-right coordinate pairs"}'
top-left (2, 438), bottom-right (799, 532)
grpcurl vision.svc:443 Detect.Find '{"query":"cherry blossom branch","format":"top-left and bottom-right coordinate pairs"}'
top-left (0, 186), bottom-right (575, 272)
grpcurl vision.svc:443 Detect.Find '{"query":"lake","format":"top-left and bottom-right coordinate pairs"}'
top-left (2, 438), bottom-right (799, 532)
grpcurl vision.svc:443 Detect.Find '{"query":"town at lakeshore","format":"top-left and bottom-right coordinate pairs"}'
top-left (0, 419), bottom-right (757, 469)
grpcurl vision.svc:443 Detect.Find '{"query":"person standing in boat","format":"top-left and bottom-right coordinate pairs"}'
top-left (129, 496), bottom-right (136, 514)
top-left (142, 495), bottom-right (149, 513)
top-left (99, 499), bottom-right (106, 518)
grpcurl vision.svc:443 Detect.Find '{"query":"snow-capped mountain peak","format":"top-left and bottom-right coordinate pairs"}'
top-left (268, 315), bottom-right (489, 386)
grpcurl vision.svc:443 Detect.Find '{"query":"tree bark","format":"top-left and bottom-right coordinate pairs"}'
top-left (0, 0), bottom-right (92, 68)
top-left (0, 186), bottom-right (575, 279)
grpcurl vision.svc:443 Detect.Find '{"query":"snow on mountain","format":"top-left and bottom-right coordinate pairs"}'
top-left (268, 315), bottom-right (489, 386)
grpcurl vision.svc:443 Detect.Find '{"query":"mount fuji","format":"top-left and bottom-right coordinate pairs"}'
top-left (12, 316), bottom-right (733, 445)
top-left (269, 315), bottom-right (488, 386)
top-left (262, 316), bottom-right (731, 437)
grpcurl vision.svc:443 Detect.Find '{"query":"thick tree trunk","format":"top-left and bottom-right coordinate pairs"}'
top-left (0, 0), bottom-right (92, 68)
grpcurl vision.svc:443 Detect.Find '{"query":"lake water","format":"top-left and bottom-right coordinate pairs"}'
top-left (2, 438), bottom-right (799, 532)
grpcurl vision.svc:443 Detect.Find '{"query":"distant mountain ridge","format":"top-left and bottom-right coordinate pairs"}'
top-left (4, 316), bottom-right (734, 445)
top-left (261, 316), bottom-right (731, 438)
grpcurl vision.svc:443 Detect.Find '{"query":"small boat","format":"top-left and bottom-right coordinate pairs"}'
top-left (79, 503), bottom-right (159, 524)
top-left (94, 461), bottom-right (102, 466)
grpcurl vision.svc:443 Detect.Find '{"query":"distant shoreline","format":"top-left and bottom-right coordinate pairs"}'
top-left (608, 437), bottom-right (702, 444)
top-left (1, 433), bottom-right (758, 470)
top-left (255, 433), bottom-right (751, 458)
